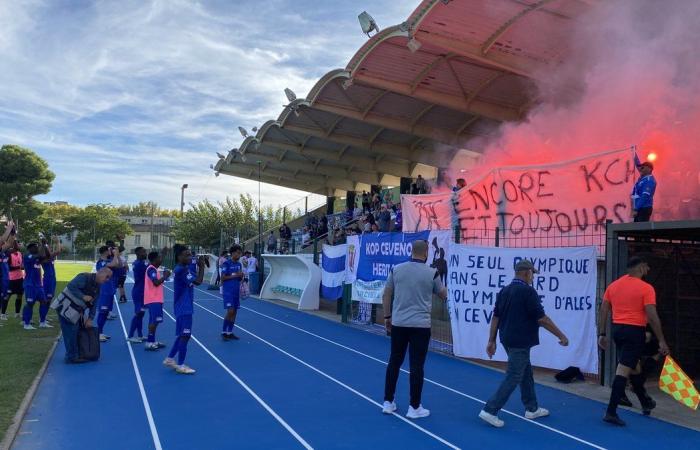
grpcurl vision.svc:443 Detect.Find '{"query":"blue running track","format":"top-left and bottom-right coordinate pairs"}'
top-left (12, 282), bottom-right (699, 449)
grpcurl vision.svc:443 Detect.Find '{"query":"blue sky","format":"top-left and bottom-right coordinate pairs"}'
top-left (0, 0), bottom-right (416, 210)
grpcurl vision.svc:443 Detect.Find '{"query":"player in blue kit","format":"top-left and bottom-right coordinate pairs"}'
top-left (163, 244), bottom-right (205, 375)
top-left (22, 243), bottom-right (49, 330)
top-left (95, 245), bottom-right (123, 342)
top-left (39, 236), bottom-right (61, 328)
top-left (128, 247), bottom-right (148, 343)
top-left (220, 244), bottom-right (244, 341)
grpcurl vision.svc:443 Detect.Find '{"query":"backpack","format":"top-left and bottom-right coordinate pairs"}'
top-left (78, 323), bottom-right (100, 361)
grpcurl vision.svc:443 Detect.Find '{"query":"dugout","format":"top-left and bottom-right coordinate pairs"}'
top-left (603, 220), bottom-right (700, 386)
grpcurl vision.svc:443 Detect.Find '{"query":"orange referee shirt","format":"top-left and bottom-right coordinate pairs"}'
top-left (603, 275), bottom-right (656, 326)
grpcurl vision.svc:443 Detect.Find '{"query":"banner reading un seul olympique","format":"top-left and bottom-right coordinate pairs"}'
top-left (402, 147), bottom-right (636, 251)
top-left (447, 244), bottom-right (598, 373)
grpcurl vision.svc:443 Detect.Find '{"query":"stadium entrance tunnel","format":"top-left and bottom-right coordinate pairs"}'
top-left (605, 220), bottom-right (700, 386)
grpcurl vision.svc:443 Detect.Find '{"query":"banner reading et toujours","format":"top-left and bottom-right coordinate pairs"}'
top-left (447, 244), bottom-right (598, 373)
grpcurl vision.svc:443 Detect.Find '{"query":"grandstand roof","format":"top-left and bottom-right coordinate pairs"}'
top-left (214, 0), bottom-right (597, 196)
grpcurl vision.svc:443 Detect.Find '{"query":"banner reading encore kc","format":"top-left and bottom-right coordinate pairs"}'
top-left (401, 147), bottom-right (635, 247)
top-left (447, 244), bottom-right (598, 373)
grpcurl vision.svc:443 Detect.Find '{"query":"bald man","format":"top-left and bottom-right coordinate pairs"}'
top-left (381, 240), bottom-right (447, 419)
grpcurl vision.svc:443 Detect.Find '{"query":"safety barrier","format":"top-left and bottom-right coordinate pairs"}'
top-left (260, 254), bottom-right (321, 310)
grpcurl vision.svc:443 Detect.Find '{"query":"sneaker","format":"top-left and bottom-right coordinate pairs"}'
top-left (0, 314), bottom-right (7, 321)
top-left (155, 342), bottom-right (166, 349)
top-left (39, 322), bottom-right (53, 328)
top-left (603, 413), bottom-right (626, 426)
top-left (525, 407), bottom-right (549, 420)
top-left (222, 333), bottom-right (232, 341)
top-left (641, 396), bottom-right (657, 416)
top-left (119, 296), bottom-right (127, 304)
top-left (619, 393), bottom-right (633, 407)
top-left (99, 334), bottom-right (110, 342)
top-left (479, 410), bottom-right (505, 428)
top-left (24, 324), bottom-right (37, 330)
top-left (128, 337), bottom-right (144, 344)
top-left (229, 333), bottom-right (240, 340)
top-left (406, 405), bottom-right (430, 419)
top-left (175, 365), bottom-right (196, 375)
top-left (163, 357), bottom-right (177, 368)
top-left (381, 401), bottom-right (397, 414)
top-left (145, 343), bottom-right (159, 351)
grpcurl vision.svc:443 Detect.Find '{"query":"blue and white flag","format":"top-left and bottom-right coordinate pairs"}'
top-left (321, 244), bottom-right (347, 300)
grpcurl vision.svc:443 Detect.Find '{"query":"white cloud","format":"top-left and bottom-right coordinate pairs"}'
top-left (0, 0), bottom-right (417, 210)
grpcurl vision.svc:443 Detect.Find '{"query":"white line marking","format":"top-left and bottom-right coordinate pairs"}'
top-left (194, 287), bottom-right (606, 450)
top-left (191, 300), bottom-right (460, 450)
top-left (160, 305), bottom-right (313, 450)
top-left (115, 301), bottom-right (163, 450)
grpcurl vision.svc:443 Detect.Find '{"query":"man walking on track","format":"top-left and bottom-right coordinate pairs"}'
top-left (381, 240), bottom-right (447, 419)
top-left (598, 256), bottom-right (669, 426)
top-left (479, 259), bottom-right (569, 428)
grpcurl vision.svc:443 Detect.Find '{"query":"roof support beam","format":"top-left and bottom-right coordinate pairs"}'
top-left (229, 161), bottom-right (356, 192)
top-left (410, 53), bottom-right (455, 93)
top-left (352, 73), bottom-right (520, 122)
top-left (456, 116), bottom-right (480, 136)
top-left (410, 104), bottom-right (436, 131)
top-left (362, 90), bottom-right (389, 119)
top-left (368, 127), bottom-right (385, 145)
top-left (219, 165), bottom-right (325, 194)
top-left (481, 0), bottom-right (556, 56)
top-left (325, 116), bottom-right (344, 137)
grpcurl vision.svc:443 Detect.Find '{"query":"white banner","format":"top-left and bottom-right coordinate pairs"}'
top-left (351, 279), bottom-right (386, 304)
top-left (448, 244), bottom-right (598, 373)
top-left (345, 235), bottom-right (360, 284)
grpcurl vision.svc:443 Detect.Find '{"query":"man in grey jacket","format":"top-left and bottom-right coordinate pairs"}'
top-left (53, 268), bottom-right (113, 363)
top-left (381, 240), bottom-right (447, 419)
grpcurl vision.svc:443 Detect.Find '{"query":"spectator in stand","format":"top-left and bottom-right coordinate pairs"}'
top-left (394, 203), bottom-right (403, 231)
top-left (319, 216), bottom-right (329, 236)
top-left (353, 203), bottom-right (363, 220)
top-left (378, 204), bottom-right (393, 232)
top-left (372, 193), bottom-right (381, 212)
top-left (411, 183), bottom-right (419, 195)
top-left (362, 191), bottom-right (370, 213)
top-left (371, 223), bottom-right (379, 233)
top-left (631, 154), bottom-right (656, 222)
top-left (279, 223), bottom-right (292, 254)
top-left (416, 175), bottom-right (428, 194)
top-left (346, 207), bottom-right (354, 223)
top-left (267, 232), bottom-right (277, 254)
top-left (302, 227), bottom-right (311, 245)
top-left (453, 178), bottom-right (467, 192)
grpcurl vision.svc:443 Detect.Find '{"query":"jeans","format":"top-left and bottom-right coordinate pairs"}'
top-left (484, 347), bottom-right (538, 415)
top-left (384, 326), bottom-right (431, 409)
top-left (59, 314), bottom-right (80, 363)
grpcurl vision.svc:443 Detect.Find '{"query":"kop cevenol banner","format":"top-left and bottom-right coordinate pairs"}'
top-left (345, 231), bottom-right (451, 304)
top-left (402, 148), bottom-right (635, 248)
top-left (448, 244), bottom-right (598, 373)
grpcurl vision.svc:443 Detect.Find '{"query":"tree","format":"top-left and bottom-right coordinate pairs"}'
top-left (16, 202), bottom-right (78, 241)
top-left (0, 145), bottom-right (55, 217)
top-left (67, 204), bottom-right (132, 249)
top-left (117, 201), bottom-right (180, 218)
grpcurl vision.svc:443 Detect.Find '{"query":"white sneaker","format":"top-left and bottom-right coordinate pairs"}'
top-left (0, 314), bottom-right (7, 321)
top-left (145, 342), bottom-right (159, 351)
top-left (406, 405), bottom-right (430, 419)
top-left (479, 410), bottom-right (505, 428)
top-left (23, 324), bottom-right (37, 330)
top-left (99, 334), bottom-right (110, 342)
top-left (39, 322), bottom-right (53, 328)
top-left (163, 357), bottom-right (177, 368)
top-left (175, 365), bottom-right (196, 375)
top-left (525, 407), bottom-right (549, 420)
top-left (382, 401), bottom-right (397, 414)
top-left (128, 337), bottom-right (144, 344)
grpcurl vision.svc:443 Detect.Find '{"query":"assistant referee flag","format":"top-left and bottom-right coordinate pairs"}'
top-left (658, 356), bottom-right (699, 410)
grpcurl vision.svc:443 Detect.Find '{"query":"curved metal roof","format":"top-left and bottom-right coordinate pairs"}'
top-left (215, 0), bottom-right (597, 195)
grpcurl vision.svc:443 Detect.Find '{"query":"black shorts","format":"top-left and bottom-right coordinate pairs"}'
top-left (9, 279), bottom-right (24, 296)
top-left (117, 275), bottom-right (127, 288)
top-left (613, 323), bottom-right (646, 369)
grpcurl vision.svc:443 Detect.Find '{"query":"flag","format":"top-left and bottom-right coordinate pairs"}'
top-left (320, 244), bottom-right (346, 300)
top-left (658, 356), bottom-right (699, 410)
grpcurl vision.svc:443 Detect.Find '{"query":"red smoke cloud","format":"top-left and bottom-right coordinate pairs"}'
top-left (454, 0), bottom-right (700, 221)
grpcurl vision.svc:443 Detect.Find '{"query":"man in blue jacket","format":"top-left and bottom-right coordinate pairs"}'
top-left (631, 155), bottom-right (657, 222)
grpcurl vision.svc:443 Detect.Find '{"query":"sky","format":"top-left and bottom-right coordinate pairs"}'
top-left (0, 0), bottom-right (417, 210)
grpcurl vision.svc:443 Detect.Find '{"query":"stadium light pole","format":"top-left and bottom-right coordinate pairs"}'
top-left (257, 161), bottom-right (262, 257)
top-left (180, 183), bottom-right (189, 216)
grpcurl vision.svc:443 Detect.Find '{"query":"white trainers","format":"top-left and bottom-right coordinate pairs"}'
top-left (23, 324), bottom-right (37, 330)
top-left (479, 410), bottom-right (505, 428)
top-left (406, 405), bottom-right (430, 419)
top-left (0, 314), bottom-right (7, 321)
top-left (99, 334), bottom-right (110, 342)
top-left (145, 342), bottom-right (159, 351)
top-left (163, 357), bottom-right (177, 368)
top-left (39, 322), bottom-right (53, 328)
top-left (382, 401), bottom-right (397, 414)
top-left (128, 337), bottom-right (144, 344)
top-left (175, 364), bottom-right (196, 375)
top-left (525, 407), bottom-right (549, 420)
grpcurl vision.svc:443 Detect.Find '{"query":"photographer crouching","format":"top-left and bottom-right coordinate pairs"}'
top-left (52, 267), bottom-right (113, 363)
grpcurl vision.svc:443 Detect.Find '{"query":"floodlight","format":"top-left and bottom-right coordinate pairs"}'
top-left (216, 152), bottom-right (225, 159)
top-left (209, 164), bottom-right (215, 170)
top-left (284, 88), bottom-right (297, 102)
top-left (358, 11), bottom-right (379, 36)
top-left (215, 172), bottom-right (220, 177)
top-left (407, 37), bottom-right (422, 53)
top-left (342, 79), bottom-right (353, 90)
top-left (252, 126), bottom-right (258, 132)
top-left (238, 126), bottom-right (248, 138)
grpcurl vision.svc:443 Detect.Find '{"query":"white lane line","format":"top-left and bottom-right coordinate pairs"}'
top-left (115, 300), bottom-right (163, 450)
top-left (160, 305), bottom-right (313, 450)
top-left (194, 287), bottom-right (606, 450)
top-left (192, 300), bottom-right (460, 450)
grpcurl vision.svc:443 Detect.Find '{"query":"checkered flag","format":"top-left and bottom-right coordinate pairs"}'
top-left (658, 356), bottom-right (699, 410)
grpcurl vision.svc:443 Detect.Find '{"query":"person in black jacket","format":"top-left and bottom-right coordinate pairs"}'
top-left (54, 268), bottom-right (113, 363)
